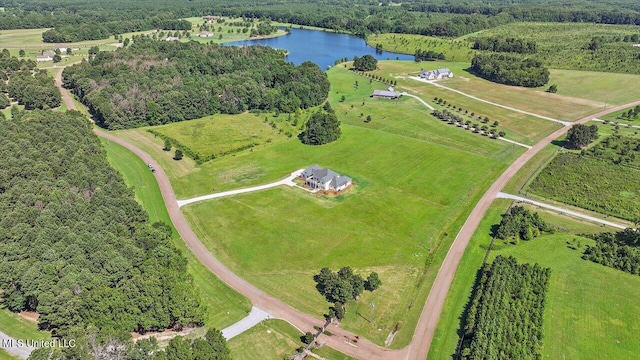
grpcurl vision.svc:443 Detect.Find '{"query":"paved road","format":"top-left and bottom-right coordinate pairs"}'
top-left (497, 192), bottom-right (627, 230)
top-left (178, 169), bottom-right (304, 207)
top-left (0, 330), bottom-right (35, 359)
top-left (404, 98), bottom-right (640, 360)
top-left (409, 76), bottom-right (572, 126)
top-left (55, 63), bottom-right (640, 359)
top-left (221, 306), bottom-right (271, 340)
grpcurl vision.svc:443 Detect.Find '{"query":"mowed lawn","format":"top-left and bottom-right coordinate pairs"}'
top-left (365, 33), bottom-right (474, 61)
top-left (0, 349), bottom-right (19, 360)
top-left (149, 112), bottom-right (295, 159)
top-left (428, 199), bottom-right (638, 360)
top-left (101, 138), bottom-right (252, 329)
top-left (181, 120), bottom-right (520, 347)
top-left (359, 61), bottom-right (562, 144)
top-left (228, 320), bottom-right (301, 359)
top-left (548, 69), bottom-right (640, 107)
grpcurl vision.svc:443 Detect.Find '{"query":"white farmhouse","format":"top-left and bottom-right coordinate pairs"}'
top-left (420, 68), bottom-right (454, 80)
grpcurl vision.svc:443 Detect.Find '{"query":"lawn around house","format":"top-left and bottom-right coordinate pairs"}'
top-left (428, 199), bottom-right (638, 360)
top-left (100, 138), bottom-right (252, 330)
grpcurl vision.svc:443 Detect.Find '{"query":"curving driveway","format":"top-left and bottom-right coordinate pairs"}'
top-left (55, 64), bottom-right (640, 359)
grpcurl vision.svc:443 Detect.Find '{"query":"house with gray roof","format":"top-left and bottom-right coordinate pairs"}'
top-left (372, 89), bottom-right (401, 99)
top-left (301, 165), bottom-right (352, 192)
top-left (420, 68), bottom-right (453, 80)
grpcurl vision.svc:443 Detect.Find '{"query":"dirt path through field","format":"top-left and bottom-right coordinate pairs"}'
top-left (54, 63), bottom-right (640, 359)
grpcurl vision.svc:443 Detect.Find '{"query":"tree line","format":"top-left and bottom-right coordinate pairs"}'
top-left (494, 206), bottom-right (553, 242)
top-left (42, 19), bottom-right (191, 43)
top-left (62, 37), bottom-right (329, 129)
top-left (472, 36), bottom-right (537, 54)
top-left (459, 255), bottom-right (551, 360)
top-left (0, 111), bottom-right (204, 350)
top-left (470, 53), bottom-right (550, 87)
top-left (414, 49), bottom-right (446, 61)
top-left (583, 228), bottom-right (640, 276)
top-left (0, 50), bottom-right (61, 110)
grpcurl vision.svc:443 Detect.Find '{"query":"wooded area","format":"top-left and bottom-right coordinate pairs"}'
top-left (0, 111), bottom-right (203, 344)
top-left (470, 53), bottom-right (550, 87)
top-left (62, 37), bottom-right (329, 129)
top-left (1, 50), bottom-right (60, 110)
top-left (495, 206), bottom-right (552, 242)
top-left (584, 228), bottom-right (640, 276)
top-left (459, 256), bottom-right (551, 360)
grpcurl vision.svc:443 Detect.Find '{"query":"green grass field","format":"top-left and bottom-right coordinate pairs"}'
top-left (361, 61), bottom-right (563, 143)
top-left (365, 33), bottom-right (474, 62)
top-left (473, 22), bottom-right (640, 74)
top-left (428, 199), bottom-right (635, 359)
top-left (172, 70), bottom-right (522, 349)
top-left (149, 112), bottom-right (297, 161)
top-left (601, 104), bottom-right (640, 123)
top-left (100, 138), bottom-right (251, 329)
top-left (228, 320), bottom-right (301, 359)
top-left (0, 306), bottom-right (50, 342)
top-left (0, 349), bottom-right (19, 360)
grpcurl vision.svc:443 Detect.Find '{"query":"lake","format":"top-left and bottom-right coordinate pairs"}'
top-left (224, 28), bottom-right (414, 70)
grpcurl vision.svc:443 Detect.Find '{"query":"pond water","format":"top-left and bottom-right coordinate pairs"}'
top-left (224, 27), bottom-right (414, 70)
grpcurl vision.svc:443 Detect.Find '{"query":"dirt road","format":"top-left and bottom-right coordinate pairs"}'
top-left (55, 66), bottom-right (640, 359)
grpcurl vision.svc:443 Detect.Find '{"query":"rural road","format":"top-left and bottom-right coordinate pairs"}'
top-left (409, 76), bottom-right (572, 126)
top-left (401, 92), bottom-right (434, 110)
top-left (55, 63), bottom-right (640, 359)
top-left (404, 98), bottom-right (640, 360)
top-left (0, 331), bottom-right (36, 359)
top-left (177, 169), bottom-right (305, 207)
top-left (497, 192), bottom-right (627, 229)
top-left (221, 306), bottom-right (271, 340)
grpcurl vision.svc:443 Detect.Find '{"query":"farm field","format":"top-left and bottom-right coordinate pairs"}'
top-left (148, 112), bottom-right (298, 162)
top-left (365, 33), bottom-right (474, 62)
top-left (528, 152), bottom-right (640, 221)
top-left (472, 22), bottom-right (640, 74)
top-left (429, 199), bottom-right (636, 359)
top-left (182, 16), bottom-right (286, 44)
top-left (360, 61), bottom-right (562, 143)
top-left (373, 61), bottom-right (607, 122)
top-left (100, 138), bottom-right (251, 330)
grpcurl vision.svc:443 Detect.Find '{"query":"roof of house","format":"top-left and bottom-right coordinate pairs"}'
top-left (373, 89), bottom-right (400, 97)
top-left (302, 165), bottom-right (352, 188)
top-left (421, 68), bottom-right (452, 77)
top-left (166, 36), bottom-right (180, 41)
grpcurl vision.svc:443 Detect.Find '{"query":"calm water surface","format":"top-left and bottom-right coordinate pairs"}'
top-left (224, 28), bottom-right (413, 70)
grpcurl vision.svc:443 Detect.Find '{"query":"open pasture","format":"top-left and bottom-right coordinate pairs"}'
top-left (365, 33), bottom-right (474, 62)
top-left (180, 117), bottom-right (519, 347)
top-left (149, 112), bottom-right (297, 161)
top-left (360, 61), bottom-right (563, 143)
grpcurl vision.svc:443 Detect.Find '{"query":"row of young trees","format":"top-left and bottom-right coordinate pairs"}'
top-left (583, 228), bottom-right (640, 276)
top-left (495, 206), bottom-right (553, 242)
top-left (430, 109), bottom-right (505, 138)
top-left (0, 111), bottom-right (204, 346)
top-left (460, 256), bottom-right (551, 360)
top-left (472, 36), bottom-right (537, 54)
top-left (63, 37), bottom-right (330, 129)
top-left (470, 53), bottom-right (550, 87)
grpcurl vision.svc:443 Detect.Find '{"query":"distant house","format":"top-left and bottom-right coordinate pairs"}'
top-left (301, 165), bottom-right (352, 192)
top-left (42, 51), bottom-right (55, 57)
top-left (198, 31), bottom-right (214, 38)
top-left (36, 55), bottom-right (53, 62)
top-left (203, 15), bottom-right (221, 23)
top-left (54, 45), bottom-right (69, 53)
top-left (372, 89), bottom-right (401, 99)
top-left (420, 68), bottom-right (454, 80)
top-left (165, 36), bottom-right (180, 42)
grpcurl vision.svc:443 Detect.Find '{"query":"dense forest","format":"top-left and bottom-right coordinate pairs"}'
top-left (0, 111), bottom-right (203, 343)
top-left (1, 50), bottom-right (61, 110)
top-left (470, 53), bottom-right (550, 87)
top-left (62, 37), bottom-right (330, 129)
top-left (583, 228), bottom-right (640, 276)
top-left (472, 36), bottom-right (537, 54)
top-left (495, 206), bottom-right (552, 241)
top-left (1, 0), bottom-right (639, 39)
top-left (459, 256), bottom-right (551, 360)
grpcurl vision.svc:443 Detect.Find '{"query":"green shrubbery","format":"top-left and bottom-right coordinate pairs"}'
top-left (495, 206), bottom-right (553, 241)
top-left (583, 228), bottom-right (640, 276)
